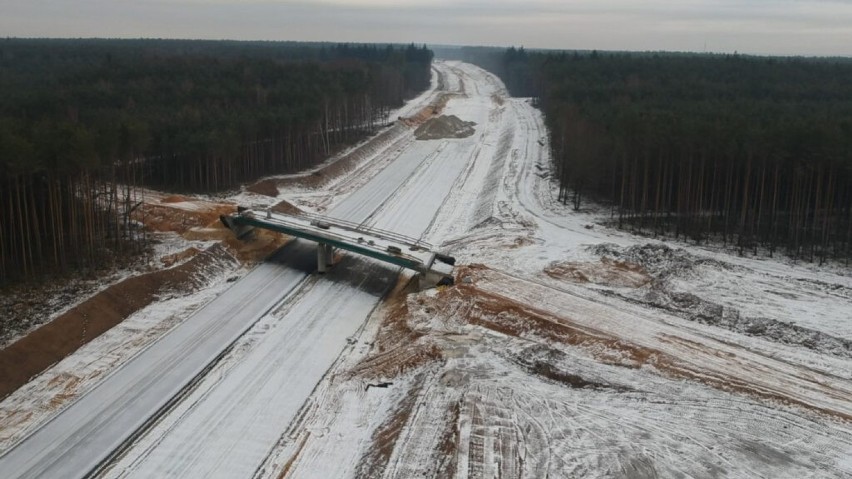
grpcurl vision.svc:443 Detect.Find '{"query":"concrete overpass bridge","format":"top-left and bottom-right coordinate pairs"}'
top-left (221, 209), bottom-right (455, 287)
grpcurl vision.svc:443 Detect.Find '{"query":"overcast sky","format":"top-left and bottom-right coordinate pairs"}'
top-left (2, 0), bottom-right (851, 56)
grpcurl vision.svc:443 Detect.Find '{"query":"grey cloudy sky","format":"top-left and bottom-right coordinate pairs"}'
top-left (2, 0), bottom-right (851, 56)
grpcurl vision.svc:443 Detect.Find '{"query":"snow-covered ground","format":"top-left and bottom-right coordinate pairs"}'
top-left (100, 60), bottom-right (509, 478)
top-left (0, 62), bottom-right (457, 479)
top-left (249, 63), bottom-right (852, 478)
top-left (2, 61), bottom-right (850, 479)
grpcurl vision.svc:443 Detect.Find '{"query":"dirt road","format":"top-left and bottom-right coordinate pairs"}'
top-left (3, 60), bottom-right (851, 479)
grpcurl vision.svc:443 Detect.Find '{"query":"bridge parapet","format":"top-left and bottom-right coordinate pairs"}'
top-left (221, 209), bottom-right (455, 288)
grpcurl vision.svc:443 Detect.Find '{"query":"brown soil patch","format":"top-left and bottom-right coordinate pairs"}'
top-left (223, 228), bottom-right (291, 264)
top-left (0, 410), bottom-right (33, 443)
top-left (545, 258), bottom-right (651, 288)
top-left (0, 244), bottom-right (237, 400)
top-left (446, 283), bottom-right (661, 369)
top-left (348, 279), bottom-right (442, 380)
top-left (46, 373), bottom-right (83, 408)
top-left (161, 247), bottom-right (201, 267)
top-left (399, 93), bottom-right (452, 127)
top-left (277, 433), bottom-right (310, 479)
top-left (183, 227), bottom-right (231, 242)
top-left (160, 194), bottom-right (190, 203)
top-left (270, 199), bottom-right (303, 216)
top-left (137, 200), bottom-right (236, 235)
top-left (142, 196), bottom-right (285, 264)
top-left (433, 400), bottom-right (461, 477)
top-left (447, 265), bottom-right (852, 423)
top-left (247, 179), bottom-right (280, 197)
top-left (414, 115), bottom-right (476, 140)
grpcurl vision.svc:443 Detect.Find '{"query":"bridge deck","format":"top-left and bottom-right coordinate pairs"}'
top-left (222, 210), bottom-right (454, 280)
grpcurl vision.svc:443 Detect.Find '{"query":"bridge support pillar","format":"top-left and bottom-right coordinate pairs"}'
top-left (326, 246), bottom-right (335, 267)
top-left (317, 243), bottom-right (327, 273)
top-left (317, 243), bottom-right (334, 273)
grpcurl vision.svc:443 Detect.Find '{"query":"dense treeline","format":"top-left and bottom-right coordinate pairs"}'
top-left (0, 39), bottom-right (433, 283)
top-left (462, 47), bottom-right (852, 265)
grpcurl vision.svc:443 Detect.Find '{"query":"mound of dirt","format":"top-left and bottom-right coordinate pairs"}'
top-left (223, 228), bottom-right (290, 264)
top-left (414, 115), bottom-right (476, 140)
top-left (246, 179), bottom-right (279, 197)
top-left (638, 287), bottom-right (852, 360)
top-left (270, 199), bottom-right (302, 216)
top-left (160, 247), bottom-right (201, 267)
top-left (138, 201), bottom-right (236, 235)
top-left (590, 243), bottom-right (852, 359)
top-left (545, 258), bottom-right (651, 288)
top-left (589, 243), bottom-right (736, 280)
top-left (182, 227), bottom-right (231, 242)
top-left (160, 195), bottom-right (191, 203)
top-left (399, 92), bottom-right (453, 127)
top-left (0, 244), bottom-right (238, 400)
top-left (347, 279), bottom-right (441, 380)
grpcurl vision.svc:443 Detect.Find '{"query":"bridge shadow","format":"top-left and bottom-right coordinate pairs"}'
top-left (324, 256), bottom-right (400, 298)
top-left (265, 239), bottom-right (320, 274)
top-left (266, 239), bottom-right (401, 297)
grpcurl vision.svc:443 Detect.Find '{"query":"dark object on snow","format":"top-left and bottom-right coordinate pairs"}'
top-left (365, 382), bottom-right (393, 391)
top-left (435, 253), bottom-right (456, 266)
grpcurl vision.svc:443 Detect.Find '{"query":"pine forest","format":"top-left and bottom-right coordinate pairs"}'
top-left (451, 47), bottom-right (852, 265)
top-left (0, 39), bottom-right (433, 284)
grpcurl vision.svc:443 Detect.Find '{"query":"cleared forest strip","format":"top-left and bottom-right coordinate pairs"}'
top-left (248, 90), bottom-right (454, 194)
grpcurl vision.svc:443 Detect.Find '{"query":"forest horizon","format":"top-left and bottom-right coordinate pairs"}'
top-left (2, 0), bottom-right (851, 56)
top-left (1, 38), bottom-right (850, 288)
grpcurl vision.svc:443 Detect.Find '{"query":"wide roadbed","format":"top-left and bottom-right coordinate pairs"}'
top-left (0, 243), bottom-right (314, 479)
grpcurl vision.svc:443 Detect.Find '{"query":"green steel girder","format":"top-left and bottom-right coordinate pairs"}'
top-left (232, 215), bottom-right (425, 272)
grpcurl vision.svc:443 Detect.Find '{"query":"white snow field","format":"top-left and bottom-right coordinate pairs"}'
top-left (100, 61), bottom-right (508, 478)
top-left (2, 61), bottom-right (851, 479)
top-left (249, 64), bottom-right (852, 478)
